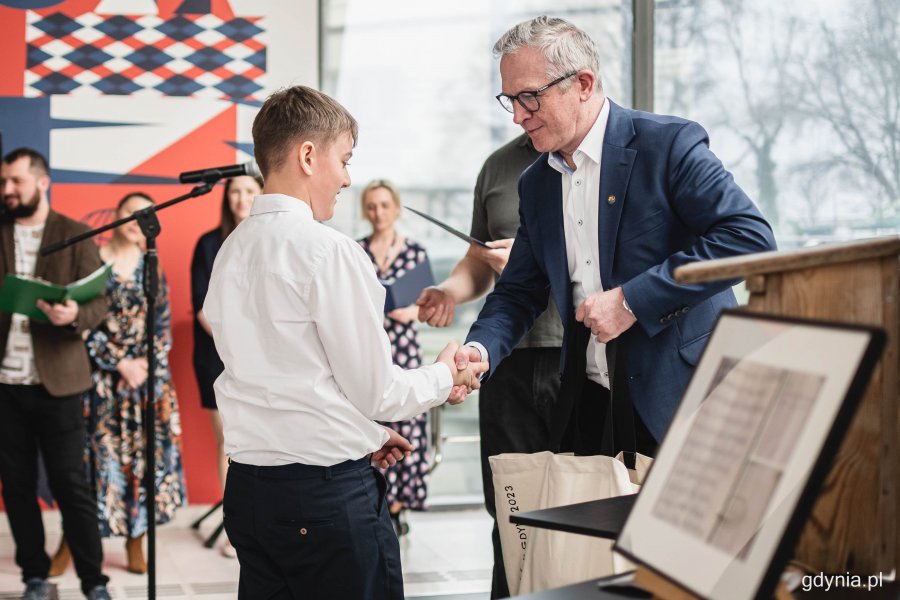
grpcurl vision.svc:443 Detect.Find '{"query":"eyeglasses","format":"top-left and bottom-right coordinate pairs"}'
top-left (495, 72), bottom-right (578, 113)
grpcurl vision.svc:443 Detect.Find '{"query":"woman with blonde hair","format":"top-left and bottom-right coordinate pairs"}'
top-left (357, 179), bottom-right (432, 535)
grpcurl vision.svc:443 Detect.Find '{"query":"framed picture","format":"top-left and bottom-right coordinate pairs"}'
top-left (613, 310), bottom-right (885, 600)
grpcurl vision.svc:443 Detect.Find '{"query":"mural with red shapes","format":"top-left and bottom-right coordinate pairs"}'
top-left (0, 0), bottom-right (312, 504)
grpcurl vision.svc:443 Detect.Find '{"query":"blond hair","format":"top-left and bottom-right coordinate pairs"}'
top-left (359, 179), bottom-right (401, 215)
top-left (252, 86), bottom-right (358, 177)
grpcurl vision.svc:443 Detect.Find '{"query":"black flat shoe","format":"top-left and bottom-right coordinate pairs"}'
top-left (390, 510), bottom-right (410, 537)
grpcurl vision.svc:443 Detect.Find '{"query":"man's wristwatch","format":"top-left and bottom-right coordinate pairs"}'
top-left (622, 298), bottom-right (634, 316)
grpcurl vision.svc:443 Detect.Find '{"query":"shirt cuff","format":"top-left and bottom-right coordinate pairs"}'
top-left (429, 361), bottom-right (454, 399)
top-left (465, 342), bottom-right (489, 365)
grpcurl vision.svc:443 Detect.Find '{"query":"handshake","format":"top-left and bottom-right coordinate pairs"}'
top-left (435, 342), bottom-right (489, 405)
top-left (371, 343), bottom-right (488, 469)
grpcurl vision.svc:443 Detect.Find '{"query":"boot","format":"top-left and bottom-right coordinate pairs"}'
top-left (125, 535), bottom-right (147, 574)
top-left (48, 537), bottom-right (71, 577)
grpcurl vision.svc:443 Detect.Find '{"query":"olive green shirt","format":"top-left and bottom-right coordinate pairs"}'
top-left (470, 133), bottom-right (564, 348)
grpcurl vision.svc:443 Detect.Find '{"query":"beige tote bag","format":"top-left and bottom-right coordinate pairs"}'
top-left (490, 451), bottom-right (652, 595)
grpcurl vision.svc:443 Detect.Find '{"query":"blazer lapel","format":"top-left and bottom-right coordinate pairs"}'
top-left (535, 163), bottom-right (571, 319)
top-left (0, 222), bottom-right (14, 277)
top-left (598, 101), bottom-right (636, 287)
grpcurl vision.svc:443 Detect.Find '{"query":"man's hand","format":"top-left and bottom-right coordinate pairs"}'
top-left (575, 287), bottom-right (637, 343)
top-left (416, 286), bottom-right (456, 327)
top-left (436, 342), bottom-right (489, 404)
top-left (470, 238), bottom-right (514, 275)
top-left (36, 299), bottom-right (79, 327)
top-left (116, 357), bottom-right (149, 390)
top-left (386, 304), bottom-right (419, 324)
top-left (446, 344), bottom-right (489, 404)
top-left (370, 426), bottom-right (414, 469)
top-left (452, 344), bottom-right (485, 372)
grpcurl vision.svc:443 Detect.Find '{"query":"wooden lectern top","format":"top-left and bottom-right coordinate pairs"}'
top-left (674, 236), bottom-right (900, 284)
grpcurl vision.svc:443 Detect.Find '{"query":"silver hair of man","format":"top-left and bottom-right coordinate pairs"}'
top-left (493, 15), bottom-right (603, 92)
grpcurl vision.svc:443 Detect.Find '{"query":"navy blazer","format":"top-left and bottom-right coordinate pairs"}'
top-left (466, 100), bottom-right (776, 439)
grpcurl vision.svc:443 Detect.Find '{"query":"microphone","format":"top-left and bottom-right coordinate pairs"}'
top-left (178, 160), bottom-right (262, 184)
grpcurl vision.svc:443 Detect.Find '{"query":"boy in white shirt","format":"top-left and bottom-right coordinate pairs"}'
top-left (204, 85), bottom-right (486, 599)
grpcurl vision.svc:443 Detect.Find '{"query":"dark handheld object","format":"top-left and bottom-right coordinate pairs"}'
top-left (405, 206), bottom-right (488, 247)
top-left (179, 160), bottom-right (262, 184)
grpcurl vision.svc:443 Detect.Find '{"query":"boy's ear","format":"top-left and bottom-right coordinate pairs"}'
top-left (298, 141), bottom-right (315, 176)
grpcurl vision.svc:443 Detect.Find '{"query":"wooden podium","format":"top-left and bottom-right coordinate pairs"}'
top-left (674, 236), bottom-right (900, 576)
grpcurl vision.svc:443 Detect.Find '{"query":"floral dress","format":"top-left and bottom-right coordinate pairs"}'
top-left (359, 236), bottom-right (430, 510)
top-left (84, 256), bottom-right (186, 537)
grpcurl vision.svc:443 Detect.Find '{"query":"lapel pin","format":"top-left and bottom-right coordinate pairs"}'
top-left (607, 195), bottom-right (616, 205)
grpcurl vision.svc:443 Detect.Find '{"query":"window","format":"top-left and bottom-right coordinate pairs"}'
top-left (655, 0), bottom-right (900, 247)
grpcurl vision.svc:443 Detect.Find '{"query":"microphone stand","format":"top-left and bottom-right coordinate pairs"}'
top-left (42, 181), bottom-right (216, 600)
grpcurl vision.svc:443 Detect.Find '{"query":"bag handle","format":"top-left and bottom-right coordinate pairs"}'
top-left (550, 320), bottom-right (639, 464)
top-left (549, 315), bottom-right (589, 453)
top-left (607, 339), bottom-right (637, 470)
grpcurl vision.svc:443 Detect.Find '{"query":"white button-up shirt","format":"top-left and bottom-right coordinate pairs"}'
top-left (548, 98), bottom-right (611, 388)
top-left (204, 194), bottom-right (452, 466)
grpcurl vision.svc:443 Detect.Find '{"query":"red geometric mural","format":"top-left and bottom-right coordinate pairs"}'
top-left (0, 0), bottom-right (263, 503)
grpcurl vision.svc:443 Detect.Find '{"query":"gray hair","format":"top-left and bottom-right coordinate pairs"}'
top-left (493, 16), bottom-right (602, 92)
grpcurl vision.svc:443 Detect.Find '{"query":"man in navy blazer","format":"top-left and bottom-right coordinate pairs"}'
top-left (460, 16), bottom-right (776, 455)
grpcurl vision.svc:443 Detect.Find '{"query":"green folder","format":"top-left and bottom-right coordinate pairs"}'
top-left (0, 263), bottom-right (112, 322)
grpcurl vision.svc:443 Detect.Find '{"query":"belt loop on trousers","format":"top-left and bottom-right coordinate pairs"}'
top-left (324, 466), bottom-right (333, 480)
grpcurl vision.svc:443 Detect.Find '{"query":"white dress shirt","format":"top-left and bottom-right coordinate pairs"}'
top-left (204, 194), bottom-right (452, 466)
top-left (548, 98), bottom-right (611, 388)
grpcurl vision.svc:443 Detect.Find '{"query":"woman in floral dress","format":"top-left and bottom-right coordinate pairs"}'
top-left (84, 192), bottom-right (186, 572)
top-left (358, 179), bottom-right (431, 536)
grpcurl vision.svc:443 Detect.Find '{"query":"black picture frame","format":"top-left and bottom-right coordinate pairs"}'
top-left (613, 310), bottom-right (886, 600)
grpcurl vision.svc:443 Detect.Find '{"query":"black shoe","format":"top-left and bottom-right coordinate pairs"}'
top-left (390, 510), bottom-right (410, 537)
top-left (87, 585), bottom-right (112, 600)
top-left (22, 578), bottom-right (50, 600)
top-left (86, 584), bottom-right (112, 600)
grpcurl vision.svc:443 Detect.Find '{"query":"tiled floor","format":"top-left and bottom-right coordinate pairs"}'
top-left (0, 505), bottom-right (492, 599)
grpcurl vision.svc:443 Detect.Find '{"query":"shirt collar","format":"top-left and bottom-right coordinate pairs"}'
top-left (249, 194), bottom-right (314, 218)
top-left (547, 96), bottom-right (610, 175)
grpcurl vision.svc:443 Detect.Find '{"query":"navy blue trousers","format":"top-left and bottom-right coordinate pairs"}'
top-left (224, 457), bottom-right (403, 600)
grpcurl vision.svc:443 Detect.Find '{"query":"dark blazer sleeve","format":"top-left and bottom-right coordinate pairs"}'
top-left (621, 121), bottom-right (776, 338)
top-left (465, 182), bottom-right (551, 377)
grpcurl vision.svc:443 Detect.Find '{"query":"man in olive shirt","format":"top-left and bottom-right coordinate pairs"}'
top-left (417, 133), bottom-right (562, 599)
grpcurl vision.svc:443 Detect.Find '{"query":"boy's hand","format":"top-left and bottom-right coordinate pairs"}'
top-left (371, 427), bottom-right (413, 469)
